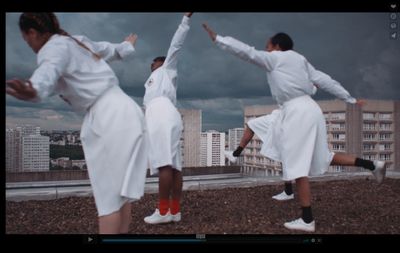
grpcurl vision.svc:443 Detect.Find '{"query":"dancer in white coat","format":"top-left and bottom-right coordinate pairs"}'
top-left (143, 13), bottom-right (192, 224)
top-left (203, 23), bottom-right (386, 232)
top-left (225, 85), bottom-right (318, 202)
top-left (6, 13), bottom-right (148, 234)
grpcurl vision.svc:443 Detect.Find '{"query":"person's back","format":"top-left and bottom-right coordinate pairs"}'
top-left (34, 34), bottom-right (119, 112)
top-left (265, 50), bottom-right (315, 105)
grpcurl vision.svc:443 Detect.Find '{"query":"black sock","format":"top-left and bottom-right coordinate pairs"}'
top-left (233, 146), bottom-right (244, 157)
top-left (302, 206), bottom-right (313, 223)
top-left (284, 182), bottom-right (293, 195)
top-left (355, 158), bottom-right (375, 171)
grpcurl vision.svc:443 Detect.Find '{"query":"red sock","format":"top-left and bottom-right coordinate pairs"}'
top-left (170, 199), bottom-right (180, 215)
top-left (159, 199), bottom-right (169, 215)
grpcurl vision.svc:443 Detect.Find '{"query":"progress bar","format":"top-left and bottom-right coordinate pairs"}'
top-left (102, 238), bottom-right (205, 243)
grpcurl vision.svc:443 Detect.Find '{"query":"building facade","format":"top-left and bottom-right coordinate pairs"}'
top-left (179, 109), bottom-right (202, 167)
top-left (243, 99), bottom-right (399, 176)
top-left (200, 130), bottom-right (226, 167)
top-left (6, 125), bottom-right (50, 172)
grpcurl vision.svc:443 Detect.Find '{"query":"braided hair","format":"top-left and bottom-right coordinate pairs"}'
top-left (19, 13), bottom-right (101, 60)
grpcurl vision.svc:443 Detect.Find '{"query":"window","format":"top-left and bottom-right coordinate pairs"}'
top-left (330, 165), bottom-right (343, 172)
top-left (330, 123), bottom-right (345, 131)
top-left (363, 123), bottom-right (375, 130)
top-left (331, 112), bottom-right (345, 120)
top-left (379, 123), bottom-right (391, 130)
top-left (379, 113), bottom-right (392, 120)
top-left (363, 154), bottom-right (375, 160)
top-left (332, 144), bottom-right (345, 151)
top-left (363, 144), bottom-right (375, 151)
top-left (379, 133), bottom-right (391, 140)
top-left (378, 143), bottom-right (392, 151)
top-left (363, 112), bottom-right (375, 119)
top-left (379, 154), bottom-right (391, 161)
top-left (363, 133), bottom-right (375, 140)
top-left (332, 133), bottom-right (346, 140)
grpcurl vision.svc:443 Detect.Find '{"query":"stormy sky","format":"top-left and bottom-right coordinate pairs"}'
top-left (5, 12), bottom-right (400, 132)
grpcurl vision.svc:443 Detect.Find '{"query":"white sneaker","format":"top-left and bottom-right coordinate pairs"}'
top-left (171, 212), bottom-right (181, 222)
top-left (272, 191), bottom-right (294, 201)
top-left (224, 150), bottom-right (237, 163)
top-left (372, 161), bottom-right (386, 184)
top-left (144, 209), bottom-right (172, 224)
top-left (284, 218), bottom-right (315, 232)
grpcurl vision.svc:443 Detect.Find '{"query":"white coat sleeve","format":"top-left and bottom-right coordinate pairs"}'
top-left (306, 62), bottom-right (357, 104)
top-left (75, 35), bottom-right (135, 62)
top-left (163, 15), bottom-right (191, 70)
top-left (215, 35), bottom-right (277, 71)
top-left (29, 40), bottom-right (69, 102)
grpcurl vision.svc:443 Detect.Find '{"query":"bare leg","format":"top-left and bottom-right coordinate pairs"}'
top-left (239, 126), bottom-right (255, 148)
top-left (171, 169), bottom-right (183, 200)
top-left (330, 153), bottom-right (356, 166)
top-left (119, 202), bottom-right (132, 234)
top-left (295, 177), bottom-right (311, 207)
top-left (99, 211), bottom-right (122, 234)
top-left (331, 152), bottom-right (385, 183)
top-left (158, 165), bottom-right (173, 199)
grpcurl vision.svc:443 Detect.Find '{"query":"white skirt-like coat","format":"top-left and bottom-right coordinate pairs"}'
top-left (145, 96), bottom-right (183, 175)
top-left (262, 95), bottom-right (334, 181)
top-left (247, 108), bottom-right (281, 160)
top-left (80, 85), bottom-right (148, 217)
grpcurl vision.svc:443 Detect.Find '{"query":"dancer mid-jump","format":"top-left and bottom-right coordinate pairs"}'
top-left (203, 22), bottom-right (386, 232)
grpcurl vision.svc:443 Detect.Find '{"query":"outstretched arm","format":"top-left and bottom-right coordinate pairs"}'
top-left (202, 23), bottom-right (276, 71)
top-left (306, 62), bottom-right (358, 104)
top-left (75, 33), bottom-right (137, 62)
top-left (163, 13), bottom-right (192, 70)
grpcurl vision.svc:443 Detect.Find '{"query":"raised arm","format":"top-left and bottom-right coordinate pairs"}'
top-left (163, 13), bottom-right (192, 70)
top-left (306, 62), bottom-right (357, 104)
top-left (75, 33), bottom-right (137, 63)
top-left (202, 23), bottom-right (277, 71)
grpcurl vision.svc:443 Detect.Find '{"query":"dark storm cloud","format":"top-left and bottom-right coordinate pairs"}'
top-left (6, 12), bottom-right (399, 131)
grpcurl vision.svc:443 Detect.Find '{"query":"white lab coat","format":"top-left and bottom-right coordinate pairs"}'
top-left (143, 16), bottom-right (190, 174)
top-left (29, 34), bottom-right (147, 216)
top-left (216, 35), bottom-right (356, 180)
top-left (247, 86), bottom-right (320, 159)
top-left (246, 108), bottom-right (281, 159)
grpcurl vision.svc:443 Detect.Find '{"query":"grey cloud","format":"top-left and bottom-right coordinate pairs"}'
top-left (6, 12), bottom-right (399, 131)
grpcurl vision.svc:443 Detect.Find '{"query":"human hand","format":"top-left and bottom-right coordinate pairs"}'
top-left (6, 79), bottom-right (37, 101)
top-left (125, 33), bottom-right (138, 46)
top-left (202, 23), bottom-right (217, 42)
top-left (356, 99), bottom-right (366, 107)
